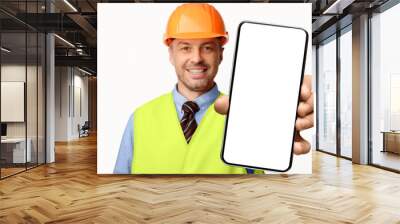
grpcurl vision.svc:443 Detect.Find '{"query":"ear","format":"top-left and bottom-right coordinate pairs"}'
top-left (168, 46), bottom-right (175, 65)
top-left (219, 47), bottom-right (224, 64)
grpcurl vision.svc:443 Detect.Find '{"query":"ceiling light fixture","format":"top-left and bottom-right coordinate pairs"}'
top-left (322, 0), bottom-right (355, 15)
top-left (1, 47), bottom-right (11, 53)
top-left (76, 48), bottom-right (85, 55)
top-left (78, 67), bottom-right (93, 76)
top-left (63, 0), bottom-right (78, 12)
top-left (54, 34), bottom-right (75, 48)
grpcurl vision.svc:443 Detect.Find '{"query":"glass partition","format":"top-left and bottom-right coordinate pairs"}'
top-left (317, 35), bottom-right (337, 155)
top-left (27, 30), bottom-right (38, 169)
top-left (38, 32), bottom-right (45, 165)
top-left (0, 1), bottom-right (46, 179)
top-left (1, 31), bottom-right (28, 177)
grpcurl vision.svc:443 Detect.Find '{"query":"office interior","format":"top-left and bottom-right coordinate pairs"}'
top-left (313, 0), bottom-right (400, 172)
top-left (0, 0), bottom-right (399, 222)
top-left (0, 0), bottom-right (97, 179)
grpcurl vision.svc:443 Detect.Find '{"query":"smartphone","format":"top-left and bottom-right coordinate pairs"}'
top-left (221, 21), bottom-right (308, 172)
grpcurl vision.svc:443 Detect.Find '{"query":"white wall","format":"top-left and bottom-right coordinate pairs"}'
top-left (55, 66), bottom-right (69, 141)
top-left (1, 65), bottom-right (40, 138)
top-left (55, 67), bottom-right (89, 141)
top-left (1, 63), bottom-right (46, 163)
top-left (75, 74), bottom-right (89, 126)
top-left (1, 65), bottom-right (26, 133)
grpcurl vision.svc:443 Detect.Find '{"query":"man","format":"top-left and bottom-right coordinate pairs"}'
top-left (114, 3), bottom-right (314, 174)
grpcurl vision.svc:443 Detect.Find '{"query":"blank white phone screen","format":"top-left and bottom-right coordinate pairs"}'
top-left (222, 21), bottom-right (308, 172)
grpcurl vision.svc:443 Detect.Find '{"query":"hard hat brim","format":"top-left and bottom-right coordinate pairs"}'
top-left (164, 32), bottom-right (228, 46)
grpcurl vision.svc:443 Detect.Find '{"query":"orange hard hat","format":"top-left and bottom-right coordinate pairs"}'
top-left (163, 3), bottom-right (228, 46)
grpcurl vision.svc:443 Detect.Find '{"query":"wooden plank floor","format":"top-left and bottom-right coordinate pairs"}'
top-left (0, 167), bottom-right (26, 178)
top-left (1, 134), bottom-right (400, 224)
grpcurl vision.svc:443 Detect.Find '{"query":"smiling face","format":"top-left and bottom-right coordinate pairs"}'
top-left (169, 38), bottom-right (223, 98)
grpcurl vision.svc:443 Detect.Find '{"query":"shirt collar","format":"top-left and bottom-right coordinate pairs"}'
top-left (172, 83), bottom-right (220, 112)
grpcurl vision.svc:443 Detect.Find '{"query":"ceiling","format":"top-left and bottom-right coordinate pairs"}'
top-left (0, 0), bottom-right (392, 75)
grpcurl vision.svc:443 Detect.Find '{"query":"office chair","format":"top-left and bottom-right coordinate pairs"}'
top-left (79, 121), bottom-right (90, 138)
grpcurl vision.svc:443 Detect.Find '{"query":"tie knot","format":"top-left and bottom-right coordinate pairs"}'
top-left (182, 101), bottom-right (200, 115)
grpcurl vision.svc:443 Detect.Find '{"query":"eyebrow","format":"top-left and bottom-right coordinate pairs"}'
top-left (201, 42), bottom-right (217, 46)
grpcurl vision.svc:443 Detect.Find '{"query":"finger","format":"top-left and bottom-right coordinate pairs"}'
top-left (295, 113), bottom-right (314, 131)
top-left (294, 139), bottom-right (311, 155)
top-left (293, 132), bottom-right (311, 155)
top-left (300, 85), bottom-right (311, 102)
top-left (306, 91), bottom-right (314, 108)
top-left (297, 101), bottom-right (313, 117)
top-left (300, 75), bottom-right (312, 101)
top-left (214, 95), bottom-right (229, 115)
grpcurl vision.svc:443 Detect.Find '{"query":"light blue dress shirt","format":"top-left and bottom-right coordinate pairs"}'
top-left (113, 84), bottom-right (254, 174)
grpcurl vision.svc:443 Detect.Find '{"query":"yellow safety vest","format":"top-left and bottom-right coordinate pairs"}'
top-left (131, 92), bottom-right (262, 174)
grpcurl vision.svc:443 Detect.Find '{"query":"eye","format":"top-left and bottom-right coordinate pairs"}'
top-left (203, 45), bottom-right (215, 52)
top-left (180, 46), bottom-right (191, 52)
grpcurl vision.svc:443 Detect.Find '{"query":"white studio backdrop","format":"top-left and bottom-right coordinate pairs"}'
top-left (98, 3), bottom-right (313, 174)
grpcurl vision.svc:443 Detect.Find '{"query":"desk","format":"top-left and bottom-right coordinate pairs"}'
top-left (381, 131), bottom-right (400, 154)
top-left (1, 138), bottom-right (31, 163)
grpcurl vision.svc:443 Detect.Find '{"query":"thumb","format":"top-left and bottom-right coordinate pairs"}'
top-left (214, 95), bottom-right (229, 115)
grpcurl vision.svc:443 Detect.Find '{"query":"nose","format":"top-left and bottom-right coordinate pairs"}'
top-left (190, 48), bottom-right (203, 64)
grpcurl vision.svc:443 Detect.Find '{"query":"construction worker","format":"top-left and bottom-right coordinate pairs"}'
top-left (114, 3), bottom-right (314, 174)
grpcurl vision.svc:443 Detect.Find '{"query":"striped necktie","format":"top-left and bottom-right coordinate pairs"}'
top-left (180, 101), bottom-right (200, 143)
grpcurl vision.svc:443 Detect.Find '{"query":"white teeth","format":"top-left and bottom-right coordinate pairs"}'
top-left (188, 69), bottom-right (205, 74)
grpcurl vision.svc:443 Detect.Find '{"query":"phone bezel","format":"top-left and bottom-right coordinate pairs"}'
top-left (220, 21), bottom-right (309, 172)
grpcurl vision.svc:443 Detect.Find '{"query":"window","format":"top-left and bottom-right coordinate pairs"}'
top-left (339, 27), bottom-right (352, 158)
top-left (370, 2), bottom-right (400, 171)
top-left (317, 36), bottom-right (337, 154)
